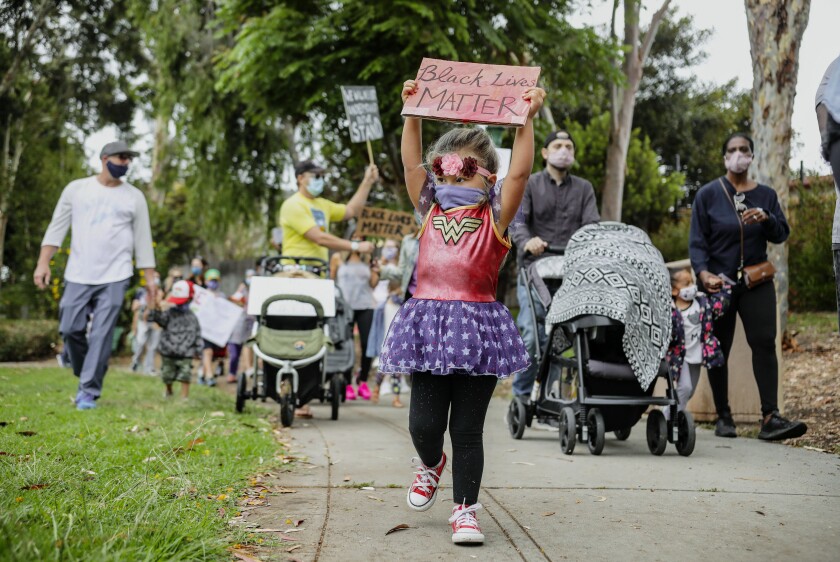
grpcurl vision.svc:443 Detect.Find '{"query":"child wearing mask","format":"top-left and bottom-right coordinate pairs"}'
top-left (199, 268), bottom-right (225, 386)
top-left (665, 268), bottom-right (731, 418)
top-left (147, 280), bottom-right (203, 399)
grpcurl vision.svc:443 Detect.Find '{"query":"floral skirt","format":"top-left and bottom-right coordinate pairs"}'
top-left (378, 298), bottom-right (530, 378)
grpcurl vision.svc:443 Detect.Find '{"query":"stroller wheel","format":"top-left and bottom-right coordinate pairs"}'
top-left (613, 427), bottom-right (632, 441)
top-left (235, 372), bottom-right (248, 413)
top-left (675, 410), bottom-right (696, 456)
top-left (279, 379), bottom-right (295, 427)
top-left (558, 407), bottom-right (576, 455)
top-left (507, 397), bottom-right (527, 440)
top-left (330, 374), bottom-right (342, 421)
top-left (646, 410), bottom-right (668, 456)
top-left (586, 409), bottom-right (605, 455)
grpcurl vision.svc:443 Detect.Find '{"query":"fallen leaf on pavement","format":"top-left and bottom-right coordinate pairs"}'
top-left (367, 495), bottom-right (384, 502)
top-left (755, 511), bottom-right (765, 516)
top-left (275, 488), bottom-right (296, 494)
top-left (231, 552), bottom-right (263, 562)
top-left (343, 475), bottom-right (351, 482)
top-left (294, 519), bottom-right (305, 527)
top-left (594, 496), bottom-right (607, 502)
top-left (542, 512), bottom-right (555, 517)
top-left (386, 524), bottom-right (411, 535)
top-left (361, 486), bottom-right (375, 491)
top-left (512, 461), bottom-right (534, 466)
top-left (286, 545), bottom-right (302, 553)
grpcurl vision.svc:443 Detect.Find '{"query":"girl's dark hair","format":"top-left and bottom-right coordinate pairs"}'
top-left (721, 132), bottom-right (754, 156)
top-left (669, 267), bottom-right (691, 287)
top-left (426, 127), bottom-right (500, 175)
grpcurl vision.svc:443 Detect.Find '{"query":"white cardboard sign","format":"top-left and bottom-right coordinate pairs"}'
top-left (190, 286), bottom-right (245, 347)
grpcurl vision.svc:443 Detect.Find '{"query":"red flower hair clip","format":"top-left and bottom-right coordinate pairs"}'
top-left (432, 153), bottom-right (491, 179)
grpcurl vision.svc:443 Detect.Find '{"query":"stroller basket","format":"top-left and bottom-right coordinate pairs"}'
top-left (255, 294), bottom-right (328, 361)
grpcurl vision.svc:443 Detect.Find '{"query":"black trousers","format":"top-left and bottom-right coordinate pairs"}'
top-left (708, 281), bottom-right (779, 418)
top-left (828, 134), bottom-right (840, 332)
top-left (408, 372), bottom-right (497, 505)
top-left (353, 309), bottom-right (374, 382)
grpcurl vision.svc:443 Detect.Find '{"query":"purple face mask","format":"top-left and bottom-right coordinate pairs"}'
top-left (435, 184), bottom-right (488, 210)
top-left (547, 147), bottom-right (574, 170)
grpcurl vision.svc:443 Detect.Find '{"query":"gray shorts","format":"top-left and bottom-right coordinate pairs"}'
top-left (161, 356), bottom-right (193, 384)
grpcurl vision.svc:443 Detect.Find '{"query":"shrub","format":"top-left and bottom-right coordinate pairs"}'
top-left (650, 214), bottom-right (691, 263)
top-left (789, 179), bottom-right (836, 311)
top-left (0, 319), bottom-right (60, 361)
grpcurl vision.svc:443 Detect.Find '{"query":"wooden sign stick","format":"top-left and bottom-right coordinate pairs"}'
top-left (366, 139), bottom-right (374, 166)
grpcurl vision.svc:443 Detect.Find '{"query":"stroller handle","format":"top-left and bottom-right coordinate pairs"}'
top-left (260, 255), bottom-right (329, 277)
top-left (260, 294), bottom-right (325, 320)
top-left (524, 245), bottom-right (565, 256)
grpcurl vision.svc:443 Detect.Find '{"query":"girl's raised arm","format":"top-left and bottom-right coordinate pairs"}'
top-left (400, 80), bottom-right (427, 209)
top-left (498, 87), bottom-right (546, 233)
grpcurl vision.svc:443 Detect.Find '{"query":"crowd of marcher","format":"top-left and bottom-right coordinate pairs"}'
top-left (34, 57), bottom-right (840, 546)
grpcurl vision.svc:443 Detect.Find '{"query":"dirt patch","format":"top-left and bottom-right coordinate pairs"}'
top-left (783, 330), bottom-right (840, 455)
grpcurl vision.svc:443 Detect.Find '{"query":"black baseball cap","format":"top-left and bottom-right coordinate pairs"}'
top-left (543, 130), bottom-right (575, 149)
top-left (100, 141), bottom-right (139, 159)
top-left (294, 160), bottom-right (326, 177)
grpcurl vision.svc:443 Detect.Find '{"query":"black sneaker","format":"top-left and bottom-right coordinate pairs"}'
top-left (714, 416), bottom-right (737, 438)
top-left (758, 412), bottom-right (807, 441)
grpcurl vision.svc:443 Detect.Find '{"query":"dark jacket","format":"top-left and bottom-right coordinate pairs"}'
top-left (147, 306), bottom-right (203, 359)
top-left (666, 285), bottom-right (731, 380)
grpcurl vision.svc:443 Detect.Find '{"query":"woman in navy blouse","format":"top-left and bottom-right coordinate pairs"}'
top-left (689, 132), bottom-right (806, 442)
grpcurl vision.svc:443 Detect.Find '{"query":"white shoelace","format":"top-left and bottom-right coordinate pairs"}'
top-left (409, 457), bottom-right (439, 494)
top-left (448, 502), bottom-right (483, 525)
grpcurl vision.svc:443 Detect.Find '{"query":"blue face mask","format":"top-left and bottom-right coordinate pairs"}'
top-left (106, 161), bottom-right (129, 178)
top-left (191, 266), bottom-right (202, 275)
top-left (207, 280), bottom-right (219, 291)
top-left (307, 177), bottom-right (325, 197)
top-left (435, 184), bottom-right (488, 210)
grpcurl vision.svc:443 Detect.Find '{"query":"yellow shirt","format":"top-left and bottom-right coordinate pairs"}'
top-left (279, 192), bottom-right (347, 262)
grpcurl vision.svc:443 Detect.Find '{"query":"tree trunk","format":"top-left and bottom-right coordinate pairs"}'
top-left (0, 115), bottom-right (25, 276)
top-left (745, 0), bottom-right (811, 337)
top-left (149, 110), bottom-right (170, 205)
top-left (601, 0), bottom-right (671, 221)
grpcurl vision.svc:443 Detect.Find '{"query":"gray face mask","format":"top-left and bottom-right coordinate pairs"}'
top-left (678, 284), bottom-right (698, 302)
top-left (307, 177), bottom-right (325, 197)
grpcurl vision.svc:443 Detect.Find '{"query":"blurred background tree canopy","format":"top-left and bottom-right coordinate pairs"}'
top-left (1, 1), bottom-right (828, 319)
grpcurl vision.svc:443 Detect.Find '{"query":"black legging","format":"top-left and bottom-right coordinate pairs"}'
top-left (408, 372), bottom-right (497, 505)
top-left (708, 281), bottom-right (779, 418)
top-left (353, 309), bottom-right (374, 382)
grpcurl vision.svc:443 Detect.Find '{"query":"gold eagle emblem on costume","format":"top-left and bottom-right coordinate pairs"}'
top-left (432, 215), bottom-right (483, 245)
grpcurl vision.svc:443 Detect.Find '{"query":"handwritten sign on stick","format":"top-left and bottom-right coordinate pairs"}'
top-left (341, 86), bottom-right (384, 143)
top-left (401, 58), bottom-right (541, 127)
top-left (356, 207), bottom-right (417, 241)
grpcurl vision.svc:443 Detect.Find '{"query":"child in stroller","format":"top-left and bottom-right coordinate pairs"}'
top-left (508, 222), bottom-right (696, 456)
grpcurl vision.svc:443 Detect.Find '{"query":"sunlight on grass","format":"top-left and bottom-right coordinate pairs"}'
top-left (0, 367), bottom-right (281, 561)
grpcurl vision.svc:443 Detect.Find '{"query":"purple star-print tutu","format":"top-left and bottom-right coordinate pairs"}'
top-left (378, 298), bottom-right (530, 378)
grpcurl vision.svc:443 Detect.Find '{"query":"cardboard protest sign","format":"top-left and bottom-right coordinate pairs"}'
top-left (401, 58), bottom-right (541, 127)
top-left (341, 86), bottom-right (384, 143)
top-left (355, 206), bottom-right (418, 240)
top-left (190, 286), bottom-right (245, 347)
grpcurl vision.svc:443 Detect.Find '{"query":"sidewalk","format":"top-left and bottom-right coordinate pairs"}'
top-left (236, 396), bottom-right (840, 561)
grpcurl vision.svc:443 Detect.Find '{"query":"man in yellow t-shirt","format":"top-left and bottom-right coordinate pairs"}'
top-left (280, 160), bottom-right (378, 262)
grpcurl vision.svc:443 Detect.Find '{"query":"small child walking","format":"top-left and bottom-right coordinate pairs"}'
top-left (665, 268), bottom-right (731, 417)
top-left (147, 280), bottom-right (203, 400)
top-left (378, 79), bottom-right (545, 545)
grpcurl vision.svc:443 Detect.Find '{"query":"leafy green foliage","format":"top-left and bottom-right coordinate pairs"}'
top-left (649, 214), bottom-right (691, 263)
top-left (0, 366), bottom-right (281, 560)
top-left (567, 113), bottom-right (684, 233)
top-left (0, 320), bottom-right (59, 361)
top-left (788, 179), bottom-right (836, 311)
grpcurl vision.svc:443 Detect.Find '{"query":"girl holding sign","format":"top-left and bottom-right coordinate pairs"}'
top-left (378, 79), bottom-right (545, 545)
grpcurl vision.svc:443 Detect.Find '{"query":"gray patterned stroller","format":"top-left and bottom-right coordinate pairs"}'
top-left (507, 223), bottom-right (695, 456)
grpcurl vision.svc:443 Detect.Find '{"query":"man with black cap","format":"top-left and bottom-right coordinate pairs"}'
top-left (34, 141), bottom-right (157, 410)
top-left (510, 130), bottom-right (599, 401)
top-left (280, 160), bottom-right (378, 262)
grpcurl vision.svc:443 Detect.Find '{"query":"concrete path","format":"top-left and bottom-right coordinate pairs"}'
top-left (242, 395), bottom-right (840, 562)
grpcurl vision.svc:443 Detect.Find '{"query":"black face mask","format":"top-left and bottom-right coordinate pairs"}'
top-left (106, 161), bottom-right (129, 178)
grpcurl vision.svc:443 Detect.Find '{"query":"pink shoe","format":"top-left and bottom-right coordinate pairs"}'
top-left (357, 381), bottom-right (371, 400)
top-left (345, 385), bottom-right (357, 401)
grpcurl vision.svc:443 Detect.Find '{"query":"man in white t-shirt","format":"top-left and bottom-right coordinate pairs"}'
top-left (33, 141), bottom-right (157, 410)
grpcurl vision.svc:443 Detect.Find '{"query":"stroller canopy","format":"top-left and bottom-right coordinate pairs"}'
top-left (545, 222), bottom-right (672, 390)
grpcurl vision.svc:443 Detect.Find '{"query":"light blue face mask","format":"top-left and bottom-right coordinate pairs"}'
top-left (307, 177), bottom-right (325, 197)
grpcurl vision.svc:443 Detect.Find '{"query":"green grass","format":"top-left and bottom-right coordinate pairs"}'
top-left (788, 311), bottom-right (838, 340)
top-left (0, 367), bottom-right (281, 561)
